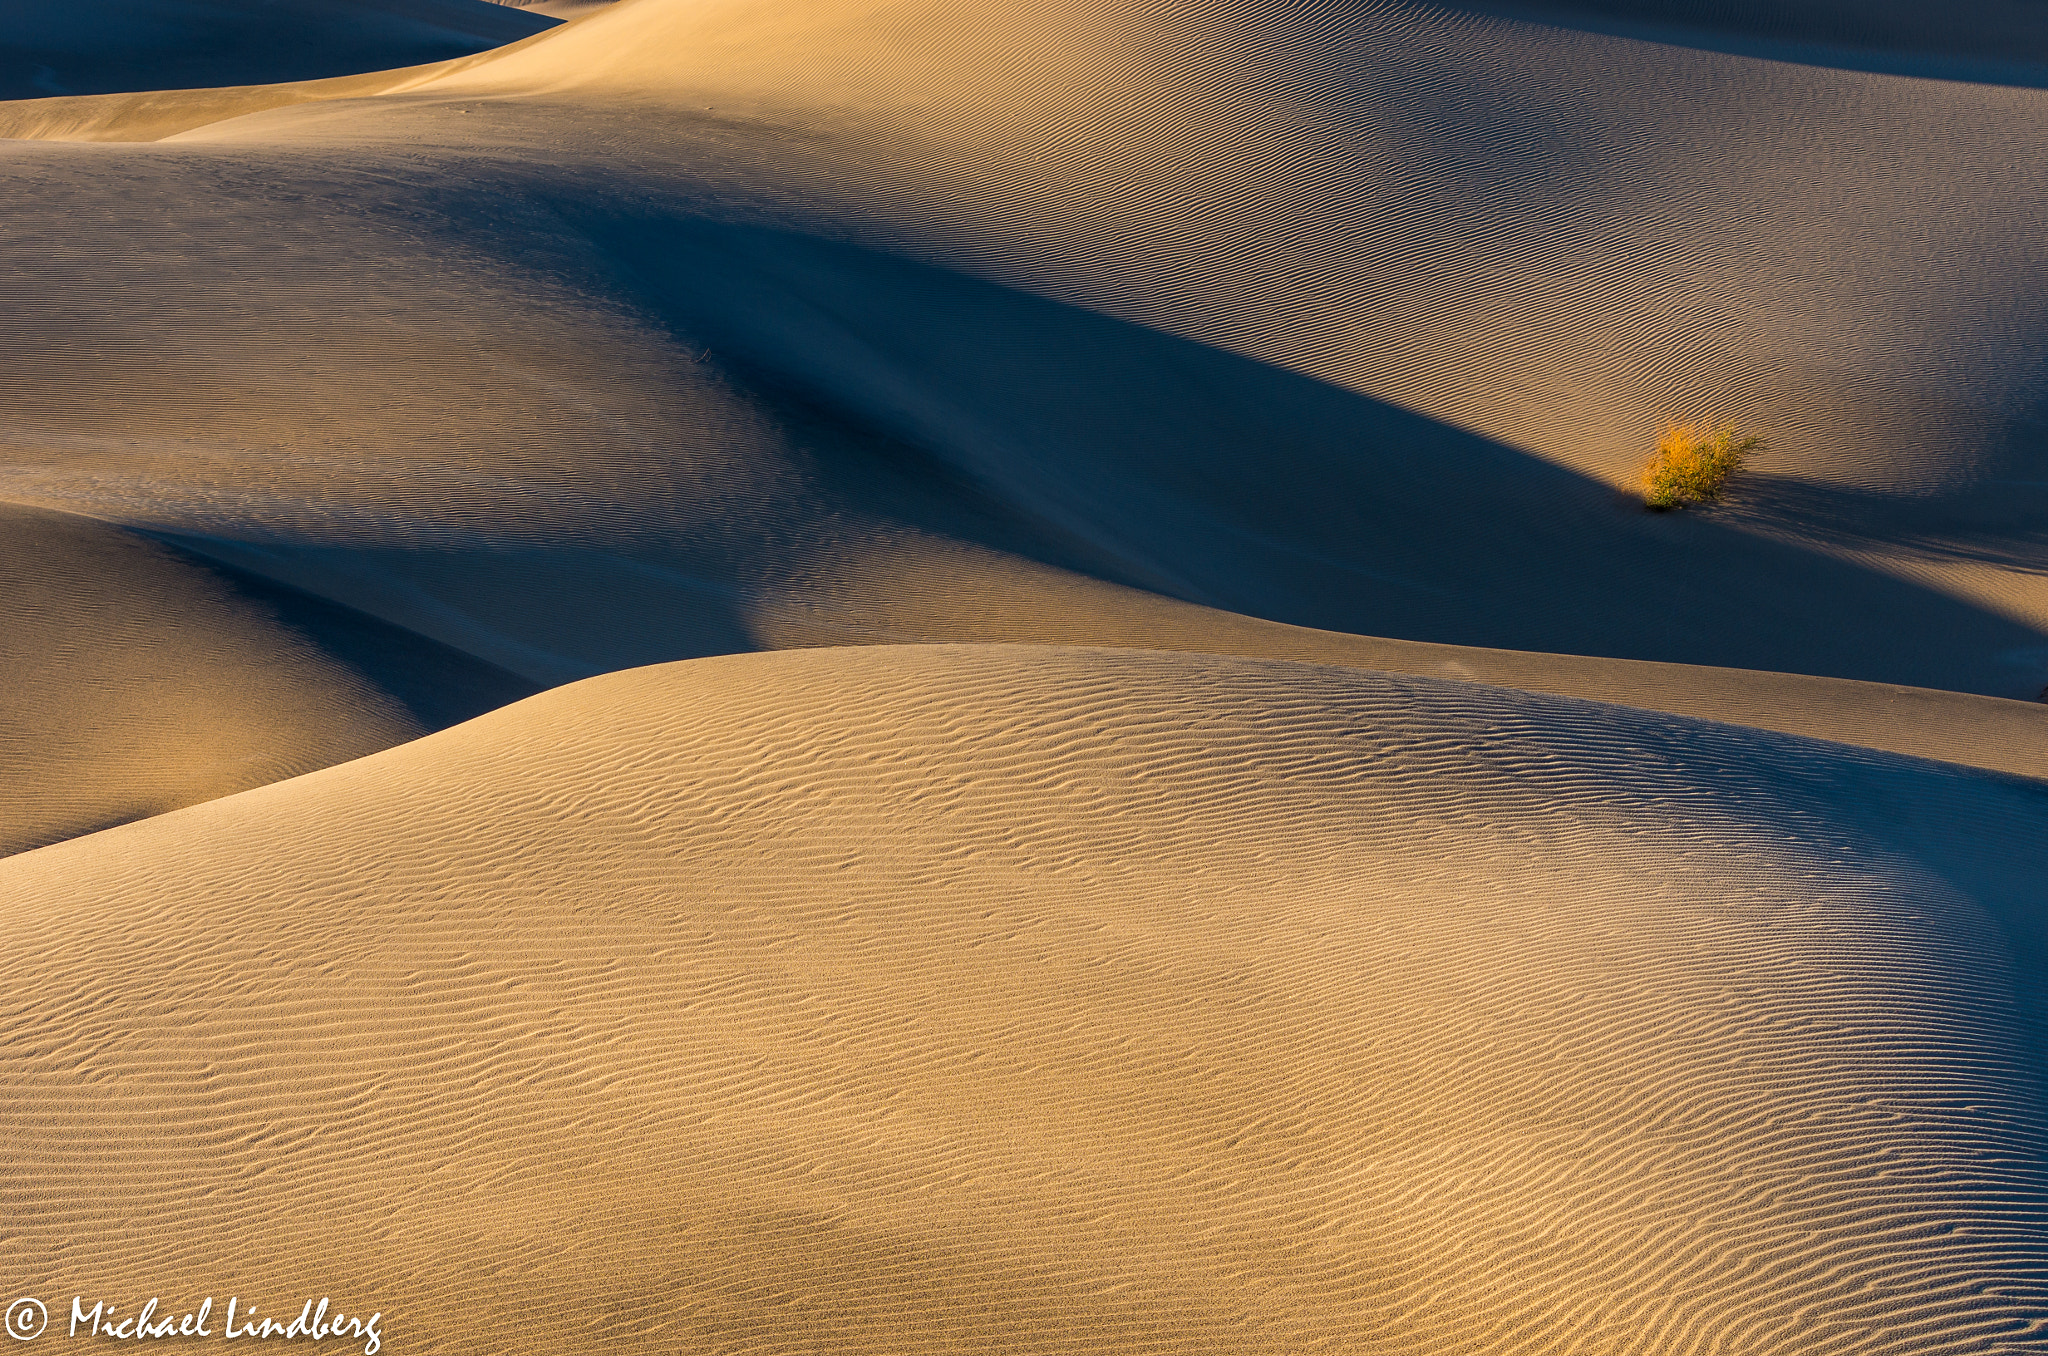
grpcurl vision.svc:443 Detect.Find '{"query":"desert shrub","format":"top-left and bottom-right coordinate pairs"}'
top-left (1641, 423), bottom-right (1763, 509)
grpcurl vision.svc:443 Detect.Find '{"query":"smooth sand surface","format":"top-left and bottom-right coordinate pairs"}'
top-left (3, 0), bottom-right (2048, 1347)
top-left (2, 646), bottom-right (2044, 1352)
top-left (0, 0), bottom-right (553, 100)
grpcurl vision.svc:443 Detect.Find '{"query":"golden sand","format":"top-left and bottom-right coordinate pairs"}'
top-left (1, 0), bottom-right (2045, 1348)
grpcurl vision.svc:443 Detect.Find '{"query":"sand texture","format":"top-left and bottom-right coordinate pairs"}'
top-left (3, 646), bottom-right (2045, 1353)
top-left (3, 0), bottom-right (2047, 1348)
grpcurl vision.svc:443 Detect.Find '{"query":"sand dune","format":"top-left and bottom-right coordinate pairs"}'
top-left (5, 477), bottom-right (2041, 851)
top-left (436, 0), bottom-right (2048, 487)
top-left (513, 0), bottom-right (615, 18)
top-left (2, 646), bottom-right (2043, 1353)
top-left (1, 0), bottom-right (2044, 722)
top-left (0, 502), bottom-right (534, 856)
top-left (0, 0), bottom-right (553, 101)
top-left (4, 0), bottom-right (2048, 1345)
top-left (1472, 0), bottom-right (2048, 83)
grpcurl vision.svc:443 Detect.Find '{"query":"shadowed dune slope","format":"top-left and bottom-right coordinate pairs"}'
top-left (0, 147), bottom-right (2043, 701)
top-left (1462, 0), bottom-right (2048, 85)
top-left (435, 0), bottom-right (2048, 491)
top-left (1, 646), bottom-right (2044, 1353)
top-left (0, 0), bottom-right (2040, 700)
top-left (0, 0), bottom-right (554, 100)
top-left (0, 502), bottom-right (536, 857)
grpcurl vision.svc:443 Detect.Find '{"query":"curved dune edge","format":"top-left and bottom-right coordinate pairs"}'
top-left (735, 544), bottom-right (2048, 781)
top-left (8, 481), bottom-right (2041, 863)
top-left (0, 66), bottom-right (441, 143)
top-left (411, 0), bottom-right (2048, 489)
top-left (0, 5), bottom-right (582, 143)
top-left (9, 512), bottom-right (2044, 857)
top-left (0, 502), bottom-right (422, 855)
top-left (0, 0), bottom-right (557, 106)
top-left (2, 644), bottom-right (2043, 1353)
top-left (1464, 0), bottom-right (2048, 83)
top-left (0, 503), bottom-right (538, 858)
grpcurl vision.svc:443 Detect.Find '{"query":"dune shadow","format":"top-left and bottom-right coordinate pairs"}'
top-left (1444, 0), bottom-right (2048, 89)
top-left (152, 533), bottom-right (546, 726)
top-left (548, 211), bottom-right (2048, 698)
top-left (1729, 475), bottom-right (2048, 576)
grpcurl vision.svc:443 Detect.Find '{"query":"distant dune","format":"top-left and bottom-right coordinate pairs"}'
top-left (0, 0), bottom-right (555, 100)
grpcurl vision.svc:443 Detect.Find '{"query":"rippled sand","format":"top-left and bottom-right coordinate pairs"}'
top-left (2, 0), bottom-right (2045, 1348)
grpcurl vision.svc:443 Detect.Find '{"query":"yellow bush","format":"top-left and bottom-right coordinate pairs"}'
top-left (1641, 423), bottom-right (1762, 509)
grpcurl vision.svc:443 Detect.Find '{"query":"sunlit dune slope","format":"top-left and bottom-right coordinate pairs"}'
top-left (0, 501), bottom-right (535, 857)
top-left (0, 0), bottom-right (554, 101)
top-left (1, 0), bottom-right (2044, 707)
top-left (2, 646), bottom-right (2043, 1353)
